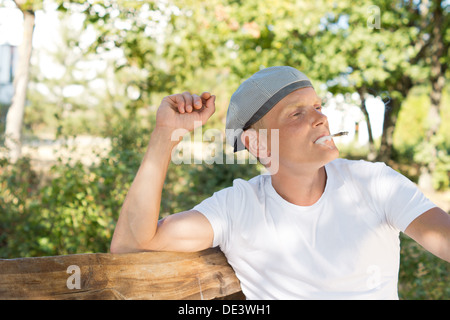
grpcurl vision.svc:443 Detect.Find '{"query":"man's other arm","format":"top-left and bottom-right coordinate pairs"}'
top-left (405, 207), bottom-right (450, 262)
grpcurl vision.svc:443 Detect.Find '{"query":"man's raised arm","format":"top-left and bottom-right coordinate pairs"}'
top-left (110, 92), bottom-right (216, 254)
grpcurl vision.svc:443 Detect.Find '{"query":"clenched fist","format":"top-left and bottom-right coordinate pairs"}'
top-left (155, 91), bottom-right (216, 134)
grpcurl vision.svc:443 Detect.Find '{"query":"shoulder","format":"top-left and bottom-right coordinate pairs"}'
top-left (326, 159), bottom-right (396, 198)
top-left (327, 158), bottom-right (388, 181)
top-left (327, 158), bottom-right (417, 203)
top-left (201, 174), bottom-right (266, 205)
top-left (328, 158), bottom-right (387, 171)
top-left (230, 174), bottom-right (268, 198)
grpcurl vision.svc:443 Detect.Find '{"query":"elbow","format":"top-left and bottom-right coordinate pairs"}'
top-left (109, 228), bottom-right (123, 253)
top-left (110, 216), bottom-right (159, 254)
top-left (109, 234), bottom-right (135, 254)
top-left (109, 238), bottom-right (125, 254)
top-left (110, 234), bottom-right (155, 254)
top-left (109, 241), bottom-right (139, 254)
top-left (109, 244), bottom-right (120, 254)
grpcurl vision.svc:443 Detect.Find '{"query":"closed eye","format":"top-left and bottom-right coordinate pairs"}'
top-left (292, 111), bottom-right (305, 117)
top-left (316, 105), bottom-right (324, 113)
top-left (289, 103), bottom-right (323, 117)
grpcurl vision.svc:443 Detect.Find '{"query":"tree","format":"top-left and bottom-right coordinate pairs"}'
top-left (304, 0), bottom-right (442, 163)
top-left (269, 0), bottom-right (447, 168)
top-left (417, 0), bottom-right (449, 191)
top-left (55, 0), bottom-right (221, 108)
top-left (4, 0), bottom-right (42, 162)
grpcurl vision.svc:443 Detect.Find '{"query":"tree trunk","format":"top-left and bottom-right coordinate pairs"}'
top-left (4, 9), bottom-right (35, 163)
top-left (377, 97), bottom-right (401, 163)
top-left (357, 87), bottom-right (376, 161)
top-left (418, 1), bottom-right (447, 191)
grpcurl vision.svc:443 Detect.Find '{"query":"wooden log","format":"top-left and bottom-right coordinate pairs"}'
top-left (0, 247), bottom-right (243, 300)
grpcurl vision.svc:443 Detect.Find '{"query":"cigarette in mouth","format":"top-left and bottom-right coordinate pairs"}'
top-left (330, 131), bottom-right (348, 137)
top-left (315, 131), bottom-right (348, 145)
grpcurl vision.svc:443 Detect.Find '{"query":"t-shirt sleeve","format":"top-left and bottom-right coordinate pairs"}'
top-left (375, 163), bottom-right (437, 232)
top-left (192, 186), bottom-right (234, 250)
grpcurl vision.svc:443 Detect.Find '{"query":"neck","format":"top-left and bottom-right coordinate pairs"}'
top-left (270, 164), bottom-right (327, 206)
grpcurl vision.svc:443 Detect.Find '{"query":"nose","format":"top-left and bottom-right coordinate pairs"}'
top-left (311, 107), bottom-right (327, 127)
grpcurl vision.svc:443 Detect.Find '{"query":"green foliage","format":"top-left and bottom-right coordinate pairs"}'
top-left (394, 88), bottom-right (450, 190)
top-left (393, 91), bottom-right (430, 150)
top-left (0, 152), bottom-right (130, 257)
top-left (12, 0), bottom-right (43, 12)
top-left (0, 110), bottom-right (144, 257)
top-left (0, 156), bottom-right (41, 257)
top-left (399, 234), bottom-right (450, 299)
top-left (0, 110), bottom-right (261, 258)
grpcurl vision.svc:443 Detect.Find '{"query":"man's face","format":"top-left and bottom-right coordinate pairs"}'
top-left (259, 87), bottom-right (339, 172)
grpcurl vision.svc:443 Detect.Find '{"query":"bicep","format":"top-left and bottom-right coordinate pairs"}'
top-left (148, 210), bottom-right (214, 252)
top-left (404, 207), bottom-right (450, 262)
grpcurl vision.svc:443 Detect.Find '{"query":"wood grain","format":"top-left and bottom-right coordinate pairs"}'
top-left (0, 247), bottom-right (243, 300)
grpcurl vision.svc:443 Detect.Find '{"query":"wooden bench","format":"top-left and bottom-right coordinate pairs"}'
top-left (0, 247), bottom-right (244, 300)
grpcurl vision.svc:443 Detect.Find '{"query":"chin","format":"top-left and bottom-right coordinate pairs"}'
top-left (329, 146), bottom-right (340, 158)
top-left (318, 146), bottom-right (340, 166)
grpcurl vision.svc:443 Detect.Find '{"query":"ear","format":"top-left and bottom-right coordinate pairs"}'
top-left (241, 129), bottom-right (257, 155)
top-left (241, 129), bottom-right (270, 159)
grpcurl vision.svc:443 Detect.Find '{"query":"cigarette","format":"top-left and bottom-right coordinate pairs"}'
top-left (330, 131), bottom-right (348, 137)
top-left (315, 131), bottom-right (348, 145)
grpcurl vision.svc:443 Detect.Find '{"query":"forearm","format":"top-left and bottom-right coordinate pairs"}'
top-left (111, 127), bottom-right (178, 253)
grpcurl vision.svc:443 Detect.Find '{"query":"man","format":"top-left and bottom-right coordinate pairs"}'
top-left (110, 66), bottom-right (450, 299)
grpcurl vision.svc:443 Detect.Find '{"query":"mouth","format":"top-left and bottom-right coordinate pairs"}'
top-left (314, 131), bottom-right (348, 148)
top-left (315, 136), bottom-right (334, 149)
top-left (314, 134), bottom-right (330, 144)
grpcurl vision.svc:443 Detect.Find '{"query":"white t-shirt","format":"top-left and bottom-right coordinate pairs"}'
top-left (193, 159), bottom-right (436, 300)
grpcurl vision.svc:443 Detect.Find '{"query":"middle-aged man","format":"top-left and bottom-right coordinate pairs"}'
top-left (111, 66), bottom-right (450, 299)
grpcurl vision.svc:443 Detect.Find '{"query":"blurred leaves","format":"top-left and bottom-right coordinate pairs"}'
top-left (399, 234), bottom-right (450, 299)
top-left (0, 111), bottom-right (260, 257)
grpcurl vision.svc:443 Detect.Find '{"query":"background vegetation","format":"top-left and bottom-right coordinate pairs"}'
top-left (0, 0), bottom-right (449, 299)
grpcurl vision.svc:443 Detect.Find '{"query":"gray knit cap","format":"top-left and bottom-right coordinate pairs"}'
top-left (226, 66), bottom-right (313, 152)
